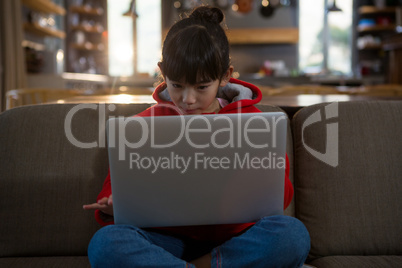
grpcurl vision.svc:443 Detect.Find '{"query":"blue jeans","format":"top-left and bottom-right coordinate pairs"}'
top-left (88, 215), bottom-right (310, 268)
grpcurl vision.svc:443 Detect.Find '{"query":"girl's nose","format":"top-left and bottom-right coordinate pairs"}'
top-left (182, 89), bottom-right (196, 105)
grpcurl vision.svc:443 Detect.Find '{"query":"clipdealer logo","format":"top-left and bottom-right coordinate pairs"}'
top-left (63, 103), bottom-right (287, 152)
top-left (301, 102), bottom-right (339, 167)
top-left (63, 103), bottom-right (288, 173)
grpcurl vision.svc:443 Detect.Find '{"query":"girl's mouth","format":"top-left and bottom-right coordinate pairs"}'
top-left (183, 108), bottom-right (199, 114)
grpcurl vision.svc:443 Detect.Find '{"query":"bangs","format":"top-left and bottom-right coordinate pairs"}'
top-left (161, 25), bottom-right (227, 84)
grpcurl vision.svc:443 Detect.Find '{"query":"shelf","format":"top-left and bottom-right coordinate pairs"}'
top-left (358, 6), bottom-right (397, 15)
top-left (383, 33), bottom-right (402, 50)
top-left (70, 42), bottom-right (105, 51)
top-left (70, 5), bottom-right (104, 16)
top-left (21, 0), bottom-right (66, 15)
top-left (24, 22), bottom-right (66, 39)
top-left (22, 40), bottom-right (46, 51)
top-left (358, 24), bottom-right (396, 33)
top-left (65, 0), bottom-right (108, 76)
top-left (355, 5), bottom-right (398, 82)
top-left (227, 28), bottom-right (299, 44)
top-left (358, 44), bottom-right (383, 50)
top-left (71, 25), bottom-right (104, 34)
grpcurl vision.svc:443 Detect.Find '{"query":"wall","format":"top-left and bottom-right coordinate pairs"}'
top-left (162, 0), bottom-right (299, 75)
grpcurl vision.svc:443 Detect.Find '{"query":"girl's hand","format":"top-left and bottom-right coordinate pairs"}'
top-left (83, 194), bottom-right (114, 216)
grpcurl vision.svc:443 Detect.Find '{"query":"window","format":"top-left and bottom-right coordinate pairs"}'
top-left (136, 0), bottom-right (161, 76)
top-left (299, 0), bottom-right (353, 76)
top-left (107, 0), bottom-right (161, 77)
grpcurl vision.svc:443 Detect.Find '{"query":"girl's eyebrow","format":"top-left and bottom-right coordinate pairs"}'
top-left (170, 80), bottom-right (183, 84)
top-left (170, 80), bottom-right (212, 85)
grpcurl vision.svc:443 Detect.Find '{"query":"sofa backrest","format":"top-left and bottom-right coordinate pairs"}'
top-left (0, 103), bottom-right (151, 257)
top-left (0, 103), bottom-right (290, 258)
top-left (292, 101), bottom-right (402, 261)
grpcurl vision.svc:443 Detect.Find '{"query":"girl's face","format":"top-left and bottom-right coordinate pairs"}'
top-left (164, 68), bottom-right (233, 115)
top-left (165, 77), bottom-right (221, 115)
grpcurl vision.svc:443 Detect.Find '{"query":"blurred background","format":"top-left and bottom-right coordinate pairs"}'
top-left (1, 0), bottom-right (402, 110)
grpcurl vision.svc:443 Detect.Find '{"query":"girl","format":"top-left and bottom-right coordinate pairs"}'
top-left (84, 6), bottom-right (310, 268)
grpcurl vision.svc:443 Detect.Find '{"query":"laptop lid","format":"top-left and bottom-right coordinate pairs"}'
top-left (107, 112), bottom-right (287, 228)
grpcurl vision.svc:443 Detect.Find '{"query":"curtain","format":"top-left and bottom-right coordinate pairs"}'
top-left (0, 0), bottom-right (27, 112)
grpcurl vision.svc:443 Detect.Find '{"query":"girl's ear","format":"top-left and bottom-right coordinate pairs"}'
top-left (219, 66), bottom-right (234, 87)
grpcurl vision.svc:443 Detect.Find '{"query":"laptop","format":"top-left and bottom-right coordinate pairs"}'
top-left (106, 112), bottom-right (288, 228)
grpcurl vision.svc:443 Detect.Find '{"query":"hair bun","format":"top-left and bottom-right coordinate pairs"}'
top-left (189, 6), bottom-right (224, 24)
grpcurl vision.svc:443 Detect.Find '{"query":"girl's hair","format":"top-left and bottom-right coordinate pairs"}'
top-left (160, 6), bottom-right (230, 84)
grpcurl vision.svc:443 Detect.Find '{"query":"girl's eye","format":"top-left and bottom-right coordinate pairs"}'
top-left (198, 85), bottom-right (209, 90)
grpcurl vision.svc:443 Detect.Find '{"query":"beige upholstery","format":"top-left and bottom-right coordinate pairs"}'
top-left (0, 104), bottom-right (152, 260)
top-left (292, 101), bottom-right (402, 265)
top-left (309, 255), bottom-right (402, 268)
top-left (0, 257), bottom-right (91, 268)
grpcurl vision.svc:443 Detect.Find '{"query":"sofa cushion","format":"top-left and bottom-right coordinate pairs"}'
top-left (0, 256), bottom-right (91, 268)
top-left (309, 255), bottom-right (402, 268)
top-left (292, 101), bottom-right (402, 260)
top-left (0, 103), bottom-right (151, 257)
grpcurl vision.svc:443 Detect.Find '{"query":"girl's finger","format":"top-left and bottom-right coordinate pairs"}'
top-left (97, 197), bottom-right (108, 205)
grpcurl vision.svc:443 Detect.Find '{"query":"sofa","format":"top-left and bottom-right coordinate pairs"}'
top-left (0, 101), bottom-right (401, 267)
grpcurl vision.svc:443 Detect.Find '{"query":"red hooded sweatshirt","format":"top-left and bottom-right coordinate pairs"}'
top-left (95, 78), bottom-right (293, 243)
